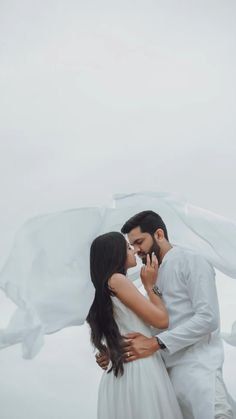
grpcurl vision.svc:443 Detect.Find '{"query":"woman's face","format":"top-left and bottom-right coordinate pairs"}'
top-left (125, 242), bottom-right (137, 270)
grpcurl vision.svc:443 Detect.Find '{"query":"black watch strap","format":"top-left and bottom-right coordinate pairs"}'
top-left (156, 337), bottom-right (167, 350)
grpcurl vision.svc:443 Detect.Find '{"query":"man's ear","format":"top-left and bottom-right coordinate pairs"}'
top-left (154, 228), bottom-right (165, 241)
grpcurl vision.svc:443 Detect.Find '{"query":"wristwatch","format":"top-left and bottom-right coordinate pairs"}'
top-left (156, 337), bottom-right (167, 350)
top-left (152, 285), bottom-right (163, 298)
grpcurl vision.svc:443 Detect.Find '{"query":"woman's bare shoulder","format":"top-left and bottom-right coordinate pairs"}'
top-left (108, 273), bottom-right (132, 292)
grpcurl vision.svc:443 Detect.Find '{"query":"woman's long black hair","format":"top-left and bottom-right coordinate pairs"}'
top-left (86, 232), bottom-right (127, 377)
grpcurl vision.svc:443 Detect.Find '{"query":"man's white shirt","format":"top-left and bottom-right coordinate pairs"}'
top-left (154, 246), bottom-right (233, 419)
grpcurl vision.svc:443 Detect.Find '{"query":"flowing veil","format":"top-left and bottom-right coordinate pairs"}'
top-left (0, 192), bottom-right (236, 358)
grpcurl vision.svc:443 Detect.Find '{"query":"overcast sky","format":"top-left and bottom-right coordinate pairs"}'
top-left (0, 1), bottom-right (236, 418)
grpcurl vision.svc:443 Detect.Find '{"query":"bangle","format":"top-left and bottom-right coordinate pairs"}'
top-left (152, 285), bottom-right (162, 298)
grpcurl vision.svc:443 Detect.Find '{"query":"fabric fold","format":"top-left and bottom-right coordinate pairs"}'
top-left (0, 192), bottom-right (236, 358)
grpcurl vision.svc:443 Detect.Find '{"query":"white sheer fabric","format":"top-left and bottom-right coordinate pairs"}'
top-left (0, 191), bottom-right (236, 358)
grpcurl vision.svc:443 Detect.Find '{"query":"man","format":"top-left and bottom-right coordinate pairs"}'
top-left (97, 210), bottom-right (233, 419)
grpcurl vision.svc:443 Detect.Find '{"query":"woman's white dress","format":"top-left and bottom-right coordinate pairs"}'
top-left (97, 295), bottom-right (183, 419)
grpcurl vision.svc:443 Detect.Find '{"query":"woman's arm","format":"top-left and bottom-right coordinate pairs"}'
top-left (108, 273), bottom-right (168, 329)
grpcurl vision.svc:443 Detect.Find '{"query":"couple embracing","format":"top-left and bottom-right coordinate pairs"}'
top-left (87, 210), bottom-right (233, 419)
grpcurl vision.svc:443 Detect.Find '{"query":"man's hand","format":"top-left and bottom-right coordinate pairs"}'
top-left (95, 352), bottom-right (110, 370)
top-left (123, 332), bottom-right (160, 362)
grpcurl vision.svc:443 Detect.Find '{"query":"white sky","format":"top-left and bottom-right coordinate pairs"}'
top-left (0, 1), bottom-right (236, 418)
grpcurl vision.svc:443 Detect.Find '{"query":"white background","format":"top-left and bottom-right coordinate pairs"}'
top-left (0, 1), bottom-right (236, 418)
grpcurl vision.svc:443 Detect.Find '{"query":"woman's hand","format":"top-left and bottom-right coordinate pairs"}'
top-left (140, 253), bottom-right (158, 291)
top-left (95, 349), bottom-right (110, 370)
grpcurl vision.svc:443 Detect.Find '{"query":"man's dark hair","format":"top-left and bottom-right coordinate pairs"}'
top-left (121, 210), bottom-right (169, 240)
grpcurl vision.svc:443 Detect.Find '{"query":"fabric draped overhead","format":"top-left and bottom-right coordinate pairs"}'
top-left (0, 192), bottom-right (236, 358)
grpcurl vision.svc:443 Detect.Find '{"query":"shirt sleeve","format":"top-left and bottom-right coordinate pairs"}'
top-left (157, 254), bottom-right (220, 355)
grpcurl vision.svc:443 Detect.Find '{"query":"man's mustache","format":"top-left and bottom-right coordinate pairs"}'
top-left (137, 251), bottom-right (155, 264)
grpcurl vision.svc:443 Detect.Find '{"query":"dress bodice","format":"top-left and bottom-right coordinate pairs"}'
top-left (111, 295), bottom-right (153, 337)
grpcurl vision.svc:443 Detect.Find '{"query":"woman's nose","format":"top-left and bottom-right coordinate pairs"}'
top-left (133, 245), bottom-right (140, 253)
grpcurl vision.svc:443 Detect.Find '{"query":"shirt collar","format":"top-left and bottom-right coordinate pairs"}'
top-left (160, 245), bottom-right (181, 268)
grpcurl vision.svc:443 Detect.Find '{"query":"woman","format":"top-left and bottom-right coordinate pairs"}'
top-left (87, 231), bottom-right (183, 419)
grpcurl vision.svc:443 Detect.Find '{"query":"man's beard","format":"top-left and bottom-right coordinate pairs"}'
top-left (139, 237), bottom-right (161, 265)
